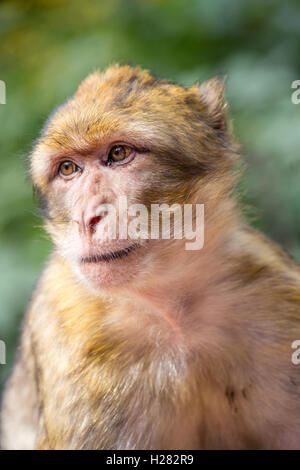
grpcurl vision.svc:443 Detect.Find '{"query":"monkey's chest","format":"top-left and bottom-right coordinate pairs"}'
top-left (41, 348), bottom-right (203, 449)
top-left (41, 350), bottom-right (256, 450)
top-left (83, 359), bottom-right (201, 449)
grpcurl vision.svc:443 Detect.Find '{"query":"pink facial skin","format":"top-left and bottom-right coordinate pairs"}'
top-left (45, 140), bottom-right (158, 288)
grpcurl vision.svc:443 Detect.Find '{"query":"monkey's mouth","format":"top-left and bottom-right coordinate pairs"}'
top-left (80, 243), bottom-right (141, 264)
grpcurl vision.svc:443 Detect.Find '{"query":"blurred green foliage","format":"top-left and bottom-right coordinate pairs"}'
top-left (0, 0), bottom-right (299, 386)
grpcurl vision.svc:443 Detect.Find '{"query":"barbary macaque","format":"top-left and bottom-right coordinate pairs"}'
top-left (1, 65), bottom-right (300, 450)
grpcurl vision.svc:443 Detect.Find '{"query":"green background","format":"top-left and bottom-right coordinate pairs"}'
top-left (0, 0), bottom-right (300, 387)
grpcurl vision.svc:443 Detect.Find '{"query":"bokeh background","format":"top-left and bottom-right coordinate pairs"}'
top-left (0, 0), bottom-right (299, 387)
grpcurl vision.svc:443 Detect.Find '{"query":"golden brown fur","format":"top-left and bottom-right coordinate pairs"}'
top-left (1, 65), bottom-right (300, 449)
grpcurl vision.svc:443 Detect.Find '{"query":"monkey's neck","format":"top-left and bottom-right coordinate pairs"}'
top-left (118, 205), bottom-right (240, 332)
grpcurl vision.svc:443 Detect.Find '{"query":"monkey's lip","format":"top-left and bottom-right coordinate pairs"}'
top-left (80, 243), bottom-right (141, 264)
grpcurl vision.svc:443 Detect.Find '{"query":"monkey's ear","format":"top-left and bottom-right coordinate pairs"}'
top-left (194, 77), bottom-right (228, 132)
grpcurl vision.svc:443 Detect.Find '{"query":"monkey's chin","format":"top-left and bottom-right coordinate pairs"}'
top-left (76, 243), bottom-right (144, 289)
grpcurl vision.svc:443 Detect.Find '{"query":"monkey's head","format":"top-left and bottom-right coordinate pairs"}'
top-left (30, 65), bottom-right (238, 288)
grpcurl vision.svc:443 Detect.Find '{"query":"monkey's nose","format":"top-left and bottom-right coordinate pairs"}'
top-left (86, 206), bottom-right (110, 234)
top-left (75, 197), bottom-right (111, 234)
top-left (88, 215), bottom-right (102, 233)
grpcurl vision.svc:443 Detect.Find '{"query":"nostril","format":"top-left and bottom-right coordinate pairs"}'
top-left (89, 216), bottom-right (102, 233)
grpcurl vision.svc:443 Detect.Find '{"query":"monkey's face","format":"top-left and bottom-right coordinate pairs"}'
top-left (30, 65), bottom-right (236, 288)
top-left (37, 139), bottom-right (164, 288)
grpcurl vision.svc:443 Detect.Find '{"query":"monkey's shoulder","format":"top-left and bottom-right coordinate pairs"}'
top-left (225, 224), bottom-right (300, 306)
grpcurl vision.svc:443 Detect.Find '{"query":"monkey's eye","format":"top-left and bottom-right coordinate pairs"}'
top-left (59, 161), bottom-right (78, 177)
top-left (107, 145), bottom-right (133, 165)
